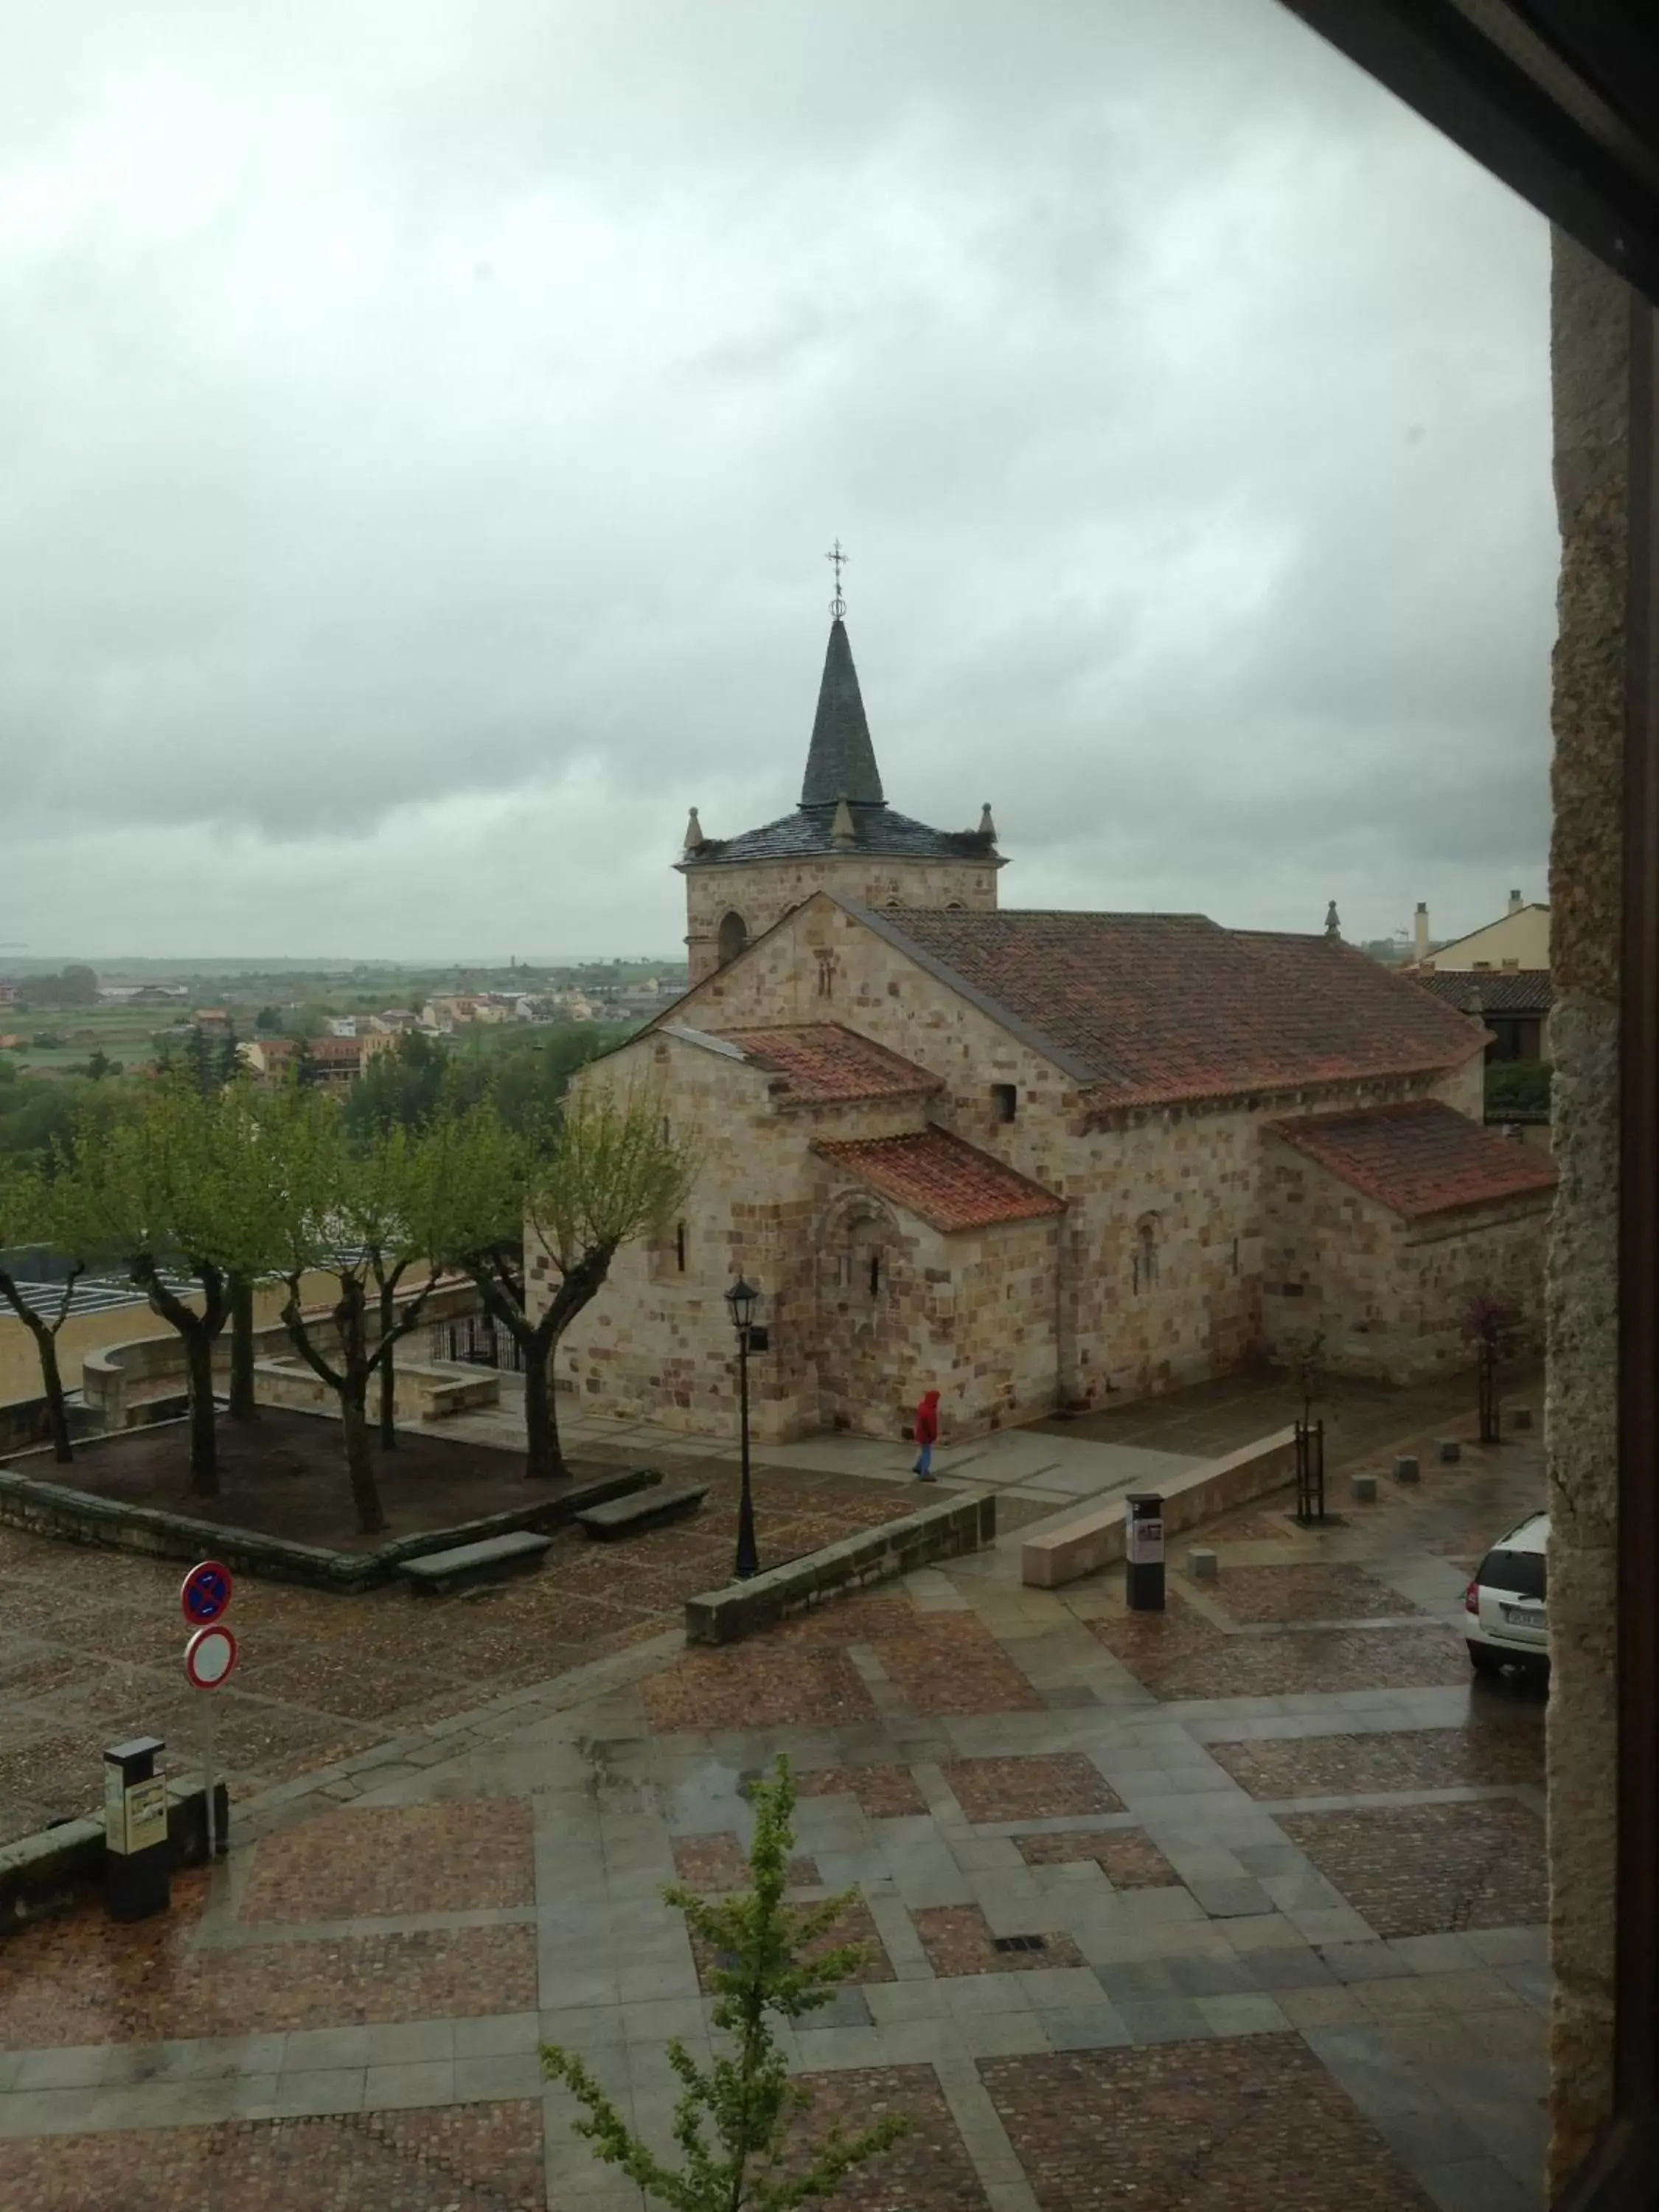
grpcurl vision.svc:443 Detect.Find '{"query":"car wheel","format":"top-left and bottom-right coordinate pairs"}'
top-left (1467, 1642), bottom-right (1506, 1676)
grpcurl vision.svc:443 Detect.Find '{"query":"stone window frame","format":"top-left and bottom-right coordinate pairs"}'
top-left (1131, 1213), bottom-right (1160, 1295)
top-left (716, 911), bottom-right (749, 967)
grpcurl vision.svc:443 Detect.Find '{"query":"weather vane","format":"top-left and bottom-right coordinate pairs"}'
top-left (825, 538), bottom-right (849, 619)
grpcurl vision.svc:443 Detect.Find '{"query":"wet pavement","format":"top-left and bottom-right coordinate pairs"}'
top-left (0, 1377), bottom-right (1548, 2211)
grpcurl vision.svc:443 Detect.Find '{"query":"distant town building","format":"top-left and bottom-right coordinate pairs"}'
top-left (1408, 891), bottom-right (1550, 975)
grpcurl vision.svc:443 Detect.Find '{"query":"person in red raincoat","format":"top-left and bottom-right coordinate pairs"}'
top-left (913, 1388), bottom-right (941, 1481)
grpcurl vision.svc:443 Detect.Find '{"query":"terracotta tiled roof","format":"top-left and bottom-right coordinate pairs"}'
top-left (1267, 1100), bottom-right (1557, 1220)
top-left (1413, 969), bottom-right (1553, 1018)
top-left (814, 1127), bottom-right (1065, 1233)
top-left (724, 1023), bottom-right (941, 1105)
top-left (864, 909), bottom-right (1488, 1107)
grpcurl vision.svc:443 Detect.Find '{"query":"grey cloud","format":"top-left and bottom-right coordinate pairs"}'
top-left (0, 0), bottom-right (1552, 956)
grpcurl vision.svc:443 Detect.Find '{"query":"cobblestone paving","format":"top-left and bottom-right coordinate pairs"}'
top-left (1279, 1801), bottom-right (1548, 1938)
top-left (913, 1904), bottom-right (1086, 1975)
top-left (0, 1459), bottom-right (919, 1846)
top-left (983, 2039), bottom-right (1436, 2208)
top-left (0, 1381), bottom-right (1551, 2211)
top-left (238, 1801), bottom-right (536, 1922)
top-left (0, 1878), bottom-right (537, 2044)
top-left (940, 1753), bottom-right (1122, 1823)
top-left (793, 1764), bottom-right (929, 1816)
top-left (1211, 1724), bottom-right (1544, 1799)
top-left (0, 2101), bottom-right (547, 2211)
top-left (788, 2066), bottom-right (989, 2208)
top-left (669, 1833), bottom-right (822, 1891)
top-left (1091, 1611), bottom-right (1472, 1699)
top-left (1015, 1828), bottom-right (1180, 1885)
top-left (1200, 1563), bottom-right (1425, 1625)
top-left (687, 1893), bottom-right (897, 1992)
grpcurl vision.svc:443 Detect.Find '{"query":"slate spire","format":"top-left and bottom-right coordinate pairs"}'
top-left (801, 619), bottom-right (886, 810)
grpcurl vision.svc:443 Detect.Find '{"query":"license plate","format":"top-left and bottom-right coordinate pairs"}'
top-left (1502, 1604), bottom-right (1545, 1630)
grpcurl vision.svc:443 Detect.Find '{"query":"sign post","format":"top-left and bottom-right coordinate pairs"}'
top-left (1124, 1493), bottom-right (1166, 1613)
top-left (181, 1562), bottom-right (237, 1862)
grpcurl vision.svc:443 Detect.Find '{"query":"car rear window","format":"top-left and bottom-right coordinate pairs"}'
top-left (1478, 1547), bottom-right (1547, 1601)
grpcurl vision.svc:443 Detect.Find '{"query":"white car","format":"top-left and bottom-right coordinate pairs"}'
top-left (1464, 1510), bottom-right (1549, 1676)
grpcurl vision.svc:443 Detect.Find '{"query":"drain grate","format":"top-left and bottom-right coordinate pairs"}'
top-left (992, 1934), bottom-right (1048, 1955)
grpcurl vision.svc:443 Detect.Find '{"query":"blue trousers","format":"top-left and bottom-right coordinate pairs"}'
top-left (914, 1441), bottom-right (933, 1477)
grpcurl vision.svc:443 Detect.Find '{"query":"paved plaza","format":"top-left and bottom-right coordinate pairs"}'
top-left (0, 1377), bottom-right (1547, 2211)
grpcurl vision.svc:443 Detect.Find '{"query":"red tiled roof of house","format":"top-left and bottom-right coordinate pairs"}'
top-left (724, 1023), bottom-right (941, 1105)
top-left (1267, 1099), bottom-right (1557, 1220)
top-left (814, 1127), bottom-right (1065, 1233)
top-left (1413, 969), bottom-right (1553, 1017)
top-left (864, 910), bottom-right (1488, 1107)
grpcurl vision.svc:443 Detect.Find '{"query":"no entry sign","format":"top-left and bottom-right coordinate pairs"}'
top-left (184, 1624), bottom-right (239, 1691)
top-left (181, 1560), bottom-right (234, 1627)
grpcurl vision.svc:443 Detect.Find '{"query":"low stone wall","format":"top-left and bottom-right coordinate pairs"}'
top-left (1, 1775), bottom-right (229, 1938)
top-left (82, 1278), bottom-right (484, 1430)
top-left (684, 1490), bottom-right (995, 1645)
top-left (1020, 1427), bottom-right (1298, 1590)
top-left (0, 1445), bottom-right (658, 1591)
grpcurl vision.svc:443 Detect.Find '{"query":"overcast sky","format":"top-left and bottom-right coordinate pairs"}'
top-left (1, 0), bottom-right (1553, 964)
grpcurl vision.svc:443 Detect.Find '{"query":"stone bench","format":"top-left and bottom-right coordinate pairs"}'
top-left (1020, 1429), bottom-right (1298, 1590)
top-left (398, 1529), bottom-right (553, 1594)
top-left (577, 1484), bottom-right (707, 1540)
top-left (255, 1357), bottom-right (500, 1424)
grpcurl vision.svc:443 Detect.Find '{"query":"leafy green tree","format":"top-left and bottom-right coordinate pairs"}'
top-left (216, 1017), bottom-right (240, 1088)
top-left (434, 1088), bottom-right (695, 1479)
top-left (262, 1089), bottom-right (449, 1532)
top-left (85, 1048), bottom-right (114, 1081)
top-left (543, 1759), bottom-right (905, 2211)
top-left (0, 1164), bottom-right (91, 1463)
top-left (345, 1029), bottom-right (452, 1138)
top-left (1485, 1059), bottom-right (1551, 1119)
top-left (184, 1025), bottom-right (217, 1098)
top-left (57, 1082), bottom-right (284, 1494)
top-left (254, 1006), bottom-right (285, 1034)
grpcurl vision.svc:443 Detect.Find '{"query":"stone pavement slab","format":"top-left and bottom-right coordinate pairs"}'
top-left (0, 1380), bottom-right (1548, 2209)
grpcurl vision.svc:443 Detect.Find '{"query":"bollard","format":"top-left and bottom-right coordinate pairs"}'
top-left (1186, 1548), bottom-right (1217, 1582)
top-left (1438, 1439), bottom-right (1461, 1465)
top-left (1125, 1494), bottom-right (1166, 1612)
top-left (104, 1736), bottom-right (171, 1924)
top-left (1510, 1405), bottom-right (1534, 1432)
top-left (1352, 1474), bottom-right (1378, 1503)
top-left (1394, 1455), bottom-right (1419, 1484)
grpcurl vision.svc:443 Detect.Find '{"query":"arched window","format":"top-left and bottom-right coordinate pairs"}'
top-left (1133, 1215), bottom-right (1160, 1295)
top-left (717, 911), bottom-right (748, 966)
top-left (946, 901), bottom-right (965, 911)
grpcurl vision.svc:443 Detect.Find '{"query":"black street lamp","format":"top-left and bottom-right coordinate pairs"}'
top-left (725, 1275), bottom-right (760, 1580)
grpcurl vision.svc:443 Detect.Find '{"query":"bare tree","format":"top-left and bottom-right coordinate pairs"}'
top-left (436, 1089), bottom-right (695, 1479)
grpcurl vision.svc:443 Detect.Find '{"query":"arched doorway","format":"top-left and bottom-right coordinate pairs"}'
top-left (816, 1192), bottom-right (905, 1433)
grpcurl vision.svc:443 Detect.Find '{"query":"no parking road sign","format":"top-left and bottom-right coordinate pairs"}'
top-left (181, 1560), bottom-right (234, 1627)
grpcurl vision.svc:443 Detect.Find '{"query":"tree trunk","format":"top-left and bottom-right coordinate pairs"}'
top-left (524, 1335), bottom-right (564, 1479)
top-left (341, 1380), bottom-right (386, 1534)
top-left (227, 1274), bottom-right (257, 1422)
top-left (0, 1272), bottom-right (74, 1464)
top-left (35, 1326), bottom-right (72, 1464)
top-left (182, 1326), bottom-right (219, 1496)
top-left (378, 1275), bottom-right (399, 1450)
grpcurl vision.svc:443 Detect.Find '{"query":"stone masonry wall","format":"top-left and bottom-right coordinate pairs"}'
top-left (683, 855), bottom-right (997, 982)
top-left (1259, 1138), bottom-right (1549, 1382)
top-left (542, 1031), bottom-right (933, 1444)
top-left (1544, 229), bottom-right (1626, 2191)
top-left (669, 895), bottom-right (1493, 1411)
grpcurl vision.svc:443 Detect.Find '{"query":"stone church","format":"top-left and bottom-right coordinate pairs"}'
top-left (552, 616), bottom-right (1557, 1444)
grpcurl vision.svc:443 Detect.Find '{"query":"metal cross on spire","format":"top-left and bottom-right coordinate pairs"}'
top-left (825, 538), bottom-right (849, 619)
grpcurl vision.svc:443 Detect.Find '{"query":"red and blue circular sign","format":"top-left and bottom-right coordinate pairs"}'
top-left (180, 1559), bottom-right (234, 1627)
